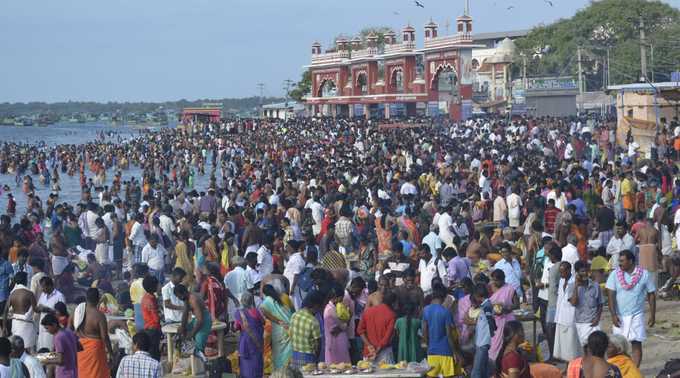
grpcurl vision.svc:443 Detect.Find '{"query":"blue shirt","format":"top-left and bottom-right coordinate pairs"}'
top-left (605, 268), bottom-right (656, 316)
top-left (0, 259), bottom-right (14, 301)
top-left (569, 198), bottom-right (587, 219)
top-left (422, 303), bottom-right (453, 356)
top-left (474, 300), bottom-right (492, 347)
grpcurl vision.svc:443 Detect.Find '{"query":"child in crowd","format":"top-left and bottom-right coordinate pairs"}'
top-left (395, 301), bottom-right (422, 362)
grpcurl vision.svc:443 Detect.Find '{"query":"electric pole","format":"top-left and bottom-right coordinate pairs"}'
top-left (651, 44), bottom-right (655, 82)
top-left (640, 16), bottom-right (648, 82)
top-left (606, 48), bottom-right (611, 87)
top-left (282, 79), bottom-right (294, 102)
top-left (577, 46), bottom-right (584, 95)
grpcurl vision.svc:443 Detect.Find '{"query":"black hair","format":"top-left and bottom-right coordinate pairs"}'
top-left (13, 271), bottom-right (27, 286)
top-left (86, 287), bottom-right (100, 305)
top-left (172, 267), bottom-right (186, 278)
top-left (40, 313), bottom-right (59, 327)
top-left (54, 302), bottom-right (68, 317)
top-left (383, 291), bottom-right (397, 308)
top-left (473, 283), bottom-right (489, 298)
top-left (142, 275), bottom-right (158, 294)
top-left (491, 269), bottom-right (506, 284)
top-left (620, 250), bottom-right (635, 263)
top-left (303, 290), bottom-right (325, 308)
top-left (574, 260), bottom-right (589, 272)
top-left (263, 284), bottom-right (283, 306)
top-left (133, 331), bottom-right (151, 352)
top-left (350, 276), bottom-right (366, 290)
top-left (587, 330), bottom-right (609, 358)
top-left (29, 257), bottom-right (45, 270)
top-left (0, 338), bottom-right (10, 357)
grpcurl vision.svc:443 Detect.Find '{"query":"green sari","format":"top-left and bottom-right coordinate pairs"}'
top-left (260, 296), bottom-right (293, 369)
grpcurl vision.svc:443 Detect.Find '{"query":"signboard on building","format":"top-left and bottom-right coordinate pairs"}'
top-left (353, 104), bottom-right (364, 117)
top-left (527, 77), bottom-right (577, 90)
top-left (672, 71), bottom-right (680, 82)
top-left (462, 100), bottom-right (473, 120)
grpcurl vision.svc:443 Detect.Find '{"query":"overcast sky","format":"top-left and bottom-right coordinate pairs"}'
top-left (1, 0), bottom-right (678, 103)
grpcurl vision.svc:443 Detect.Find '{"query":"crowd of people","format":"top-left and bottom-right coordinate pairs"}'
top-left (0, 112), bottom-right (678, 378)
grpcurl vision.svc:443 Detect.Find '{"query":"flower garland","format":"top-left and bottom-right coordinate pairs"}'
top-left (616, 266), bottom-right (643, 290)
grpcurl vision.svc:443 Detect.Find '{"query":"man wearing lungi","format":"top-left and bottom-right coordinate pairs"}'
top-left (569, 261), bottom-right (603, 351)
top-left (606, 250), bottom-right (656, 367)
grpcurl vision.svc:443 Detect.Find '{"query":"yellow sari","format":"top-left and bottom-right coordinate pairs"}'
top-left (174, 241), bottom-right (195, 287)
top-left (608, 355), bottom-right (642, 378)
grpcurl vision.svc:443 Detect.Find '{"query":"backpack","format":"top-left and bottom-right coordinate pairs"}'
top-left (657, 359), bottom-right (680, 378)
top-left (480, 300), bottom-right (497, 338)
top-left (297, 266), bottom-right (315, 292)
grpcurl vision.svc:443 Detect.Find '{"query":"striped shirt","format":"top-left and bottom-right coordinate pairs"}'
top-left (116, 351), bottom-right (161, 378)
top-left (290, 308), bottom-right (321, 354)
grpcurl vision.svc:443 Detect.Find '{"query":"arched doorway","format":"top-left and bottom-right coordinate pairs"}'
top-left (432, 64), bottom-right (459, 105)
top-left (318, 79), bottom-right (337, 97)
top-left (390, 68), bottom-right (404, 93)
top-left (356, 73), bottom-right (368, 95)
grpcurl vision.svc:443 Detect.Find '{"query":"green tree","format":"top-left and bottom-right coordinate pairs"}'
top-left (289, 70), bottom-right (311, 102)
top-left (514, 0), bottom-right (680, 90)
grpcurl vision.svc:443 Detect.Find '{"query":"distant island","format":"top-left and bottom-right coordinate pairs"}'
top-left (0, 96), bottom-right (285, 126)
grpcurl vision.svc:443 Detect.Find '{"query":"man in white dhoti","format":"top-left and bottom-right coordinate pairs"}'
top-left (570, 261), bottom-right (603, 349)
top-left (553, 261), bottom-right (582, 361)
top-left (35, 277), bottom-right (65, 351)
top-left (606, 250), bottom-right (656, 367)
top-left (2, 272), bottom-right (37, 351)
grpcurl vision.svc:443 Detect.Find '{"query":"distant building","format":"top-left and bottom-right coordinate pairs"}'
top-left (607, 82), bottom-right (680, 156)
top-left (180, 105), bottom-right (222, 124)
top-left (261, 102), bottom-right (305, 120)
top-left (305, 2), bottom-right (482, 120)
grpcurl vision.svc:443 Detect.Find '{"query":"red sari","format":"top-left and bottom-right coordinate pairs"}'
top-left (202, 275), bottom-right (226, 320)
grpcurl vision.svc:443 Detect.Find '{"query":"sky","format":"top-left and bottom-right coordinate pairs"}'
top-left (0, 0), bottom-right (677, 103)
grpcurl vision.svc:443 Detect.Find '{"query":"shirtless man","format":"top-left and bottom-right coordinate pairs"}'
top-left (2, 272), bottom-right (37, 351)
top-left (72, 288), bottom-right (113, 376)
top-left (175, 283), bottom-right (212, 362)
top-left (366, 275), bottom-right (390, 308)
top-left (636, 218), bottom-right (660, 274)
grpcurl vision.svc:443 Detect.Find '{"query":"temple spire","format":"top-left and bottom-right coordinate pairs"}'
top-left (464, 0), bottom-right (470, 16)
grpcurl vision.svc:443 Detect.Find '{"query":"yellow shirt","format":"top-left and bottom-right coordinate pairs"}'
top-left (621, 178), bottom-right (634, 196)
top-left (130, 278), bottom-right (145, 304)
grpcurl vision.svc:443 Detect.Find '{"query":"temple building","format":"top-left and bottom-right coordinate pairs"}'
top-left (304, 4), bottom-right (483, 120)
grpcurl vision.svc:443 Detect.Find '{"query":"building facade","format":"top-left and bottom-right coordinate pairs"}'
top-left (305, 9), bottom-right (481, 120)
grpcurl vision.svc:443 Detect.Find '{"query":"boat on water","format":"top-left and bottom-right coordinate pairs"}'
top-left (0, 117), bottom-right (16, 126)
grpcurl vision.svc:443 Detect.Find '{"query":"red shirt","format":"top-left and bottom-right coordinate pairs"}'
top-left (141, 293), bottom-right (160, 330)
top-left (543, 207), bottom-right (560, 235)
top-left (357, 304), bottom-right (396, 356)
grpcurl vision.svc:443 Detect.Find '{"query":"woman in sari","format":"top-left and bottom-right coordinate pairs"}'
top-left (234, 292), bottom-right (264, 378)
top-left (489, 269), bottom-right (519, 361)
top-left (259, 284), bottom-right (293, 370)
top-left (497, 320), bottom-right (531, 378)
top-left (606, 334), bottom-right (642, 378)
top-left (323, 284), bottom-right (350, 364)
top-left (174, 231), bottom-right (195, 288)
top-left (200, 263), bottom-right (227, 321)
top-left (454, 278), bottom-right (475, 350)
top-left (375, 214), bottom-right (393, 260)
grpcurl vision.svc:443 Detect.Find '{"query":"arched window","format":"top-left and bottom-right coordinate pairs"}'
top-left (391, 69), bottom-right (404, 93)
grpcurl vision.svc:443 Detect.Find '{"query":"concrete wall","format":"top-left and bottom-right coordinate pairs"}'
top-left (526, 92), bottom-right (577, 117)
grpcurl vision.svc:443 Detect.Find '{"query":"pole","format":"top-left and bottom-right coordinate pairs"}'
top-left (640, 16), bottom-right (647, 81)
top-left (577, 46), bottom-right (584, 114)
top-left (522, 54), bottom-right (527, 90)
top-left (607, 48), bottom-right (611, 87)
top-left (650, 44), bottom-right (655, 83)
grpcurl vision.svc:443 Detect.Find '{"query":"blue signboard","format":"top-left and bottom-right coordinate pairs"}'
top-left (389, 103), bottom-right (406, 117)
top-left (462, 100), bottom-right (473, 120)
top-left (353, 104), bottom-right (364, 117)
top-left (427, 101), bottom-right (439, 116)
top-left (672, 71), bottom-right (680, 82)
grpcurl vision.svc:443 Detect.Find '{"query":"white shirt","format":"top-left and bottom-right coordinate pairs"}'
top-left (538, 260), bottom-right (554, 301)
top-left (547, 191), bottom-right (567, 212)
top-left (159, 215), bottom-right (176, 243)
top-left (418, 257), bottom-right (448, 295)
top-left (400, 182), bottom-right (417, 196)
top-left (555, 277), bottom-right (576, 326)
top-left (246, 265), bottom-right (262, 285)
top-left (437, 212), bottom-right (454, 246)
top-left (283, 252), bottom-right (306, 289)
top-left (141, 243), bottom-right (166, 271)
top-left (422, 232), bottom-right (443, 258)
top-left (21, 352), bottom-right (46, 378)
top-left (561, 244), bottom-right (579, 273)
top-left (224, 266), bottom-right (253, 305)
top-left (161, 281), bottom-right (183, 322)
top-left (129, 221), bottom-right (147, 247)
top-left (85, 210), bottom-right (99, 238)
top-left (256, 245), bottom-right (274, 277)
top-left (606, 234), bottom-right (635, 269)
